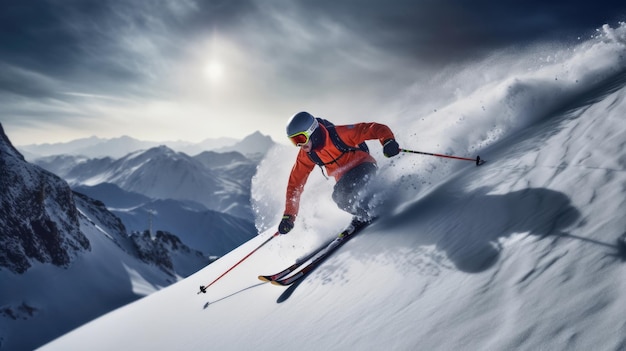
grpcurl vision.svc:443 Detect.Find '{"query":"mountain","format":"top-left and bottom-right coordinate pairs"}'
top-left (38, 23), bottom-right (626, 351)
top-left (74, 184), bottom-right (257, 256)
top-left (50, 146), bottom-right (253, 218)
top-left (68, 136), bottom-right (159, 159)
top-left (28, 154), bottom-right (91, 181)
top-left (0, 125), bottom-right (90, 274)
top-left (34, 146), bottom-right (258, 220)
top-left (214, 131), bottom-right (275, 160)
top-left (129, 229), bottom-right (211, 278)
top-left (193, 150), bottom-right (260, 215)
top-left (17, 132), bottom-right (269, 160)
top-left (110, 199), bottom-right (255, 257)
top-left (34, 148), bottom-right (260, 256)
top-left (17, 135), bottom-right (162, 159)
top-left (72, 183), bottom-right (151, 209)
top-left (32, 154), bottom-right (116, 186)
top-left (172, 136), bottom-right (239, 157)
top-left (16, 135), bottom-right (104, 158)
top-left (0, 124), bottom-right (210, 351)
top-left (72, 184), bottom-right (257, 256)
top-left (193, 150), bottom-right (251, 168)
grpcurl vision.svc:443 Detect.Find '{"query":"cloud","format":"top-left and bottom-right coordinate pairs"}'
top-left (1, 0), bottom-right (625, 144)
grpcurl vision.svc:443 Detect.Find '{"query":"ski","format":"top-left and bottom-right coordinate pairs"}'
top-left (258, 237), bottom-right (335, 282)
top-left (270, 220), bottom-right (372, 286)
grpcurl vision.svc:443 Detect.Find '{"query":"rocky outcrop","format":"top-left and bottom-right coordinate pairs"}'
top-left (0, 124), bottom-right (90, 274)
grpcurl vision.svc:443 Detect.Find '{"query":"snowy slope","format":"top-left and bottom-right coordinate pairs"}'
top-left (0, 194), bottom-right (185, 351)
top-left (40, 24), bottom-right (626, 351)
top-left (111, 198), bottom-right (257, 256)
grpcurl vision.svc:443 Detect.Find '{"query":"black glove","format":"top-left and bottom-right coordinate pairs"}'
top-left (383, 139), bottom-right (400, 157)
top-left (278, 214), bottom-right (295, 234)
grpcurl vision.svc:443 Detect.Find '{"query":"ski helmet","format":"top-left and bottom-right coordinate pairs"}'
top-left (286, 111), bottom-right (319, 146)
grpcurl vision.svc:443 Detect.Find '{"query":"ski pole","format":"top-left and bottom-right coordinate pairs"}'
top-left (401, 148), bottom-right (484, 166)
top-left (198, 231), bottom-right (280, 294)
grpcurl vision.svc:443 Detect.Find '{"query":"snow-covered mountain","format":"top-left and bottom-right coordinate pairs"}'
top-left (17, 132), bottom-right (272, 160)
top-left (0, 125), bottom-right (90, 274)
top-left (0, 125), bottom-right (210, 351)
top-left (73, 184), bottom-right (257, 256)
top-left (38, 23), bottom-right (626, 351)
top-left (213, 131), bottom-right (275, 161)
top-left (18, 135), bottom-right (155, 160)
top-left (17, 136), bottom-right (105, 159)
top-left (38, 145), bottom-right (255, 219)
top-left (72, 183), bottom-right (151, 209)
top-left (110, 199), bottom-right (255, 257)
top-left (34, 145), bottom-right (261, 256)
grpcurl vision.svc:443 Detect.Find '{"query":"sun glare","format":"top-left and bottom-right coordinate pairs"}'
top-left (204, 60), bottom-right (224, 83)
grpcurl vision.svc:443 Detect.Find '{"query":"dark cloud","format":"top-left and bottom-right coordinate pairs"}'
top-left (0, 0), bottom-right (255, 100)
top-left (292, 0), bottom-right (626, 63)
top-left (2, 0), bottom-right (624, 101)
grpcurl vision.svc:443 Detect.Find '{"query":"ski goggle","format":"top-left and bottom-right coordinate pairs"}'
top-left (288, 119), bottom-right (319, 146)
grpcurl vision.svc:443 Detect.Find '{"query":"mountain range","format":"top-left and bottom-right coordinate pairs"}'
top-left (0, 124), bottom-right (278, 350)
top-left (31, 150), bottom-right (264, 259)
top-left (0, 123), bottom-right (213, 350)
top-left (17, 130), bottom-right (274, 161)
top-left (17, 135), bottom-right (230, 160)
top-left (39, 146), bottom-right (253, 218)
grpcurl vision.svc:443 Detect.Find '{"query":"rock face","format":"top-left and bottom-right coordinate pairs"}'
top-left (0, 123), bottom-right (210, 277)
top-left (0, 124), bottom-right (90, 274)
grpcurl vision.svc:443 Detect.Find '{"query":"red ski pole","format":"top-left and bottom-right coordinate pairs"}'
top-left (198, 232), bottom-right (279, 294)
top-left (401, 148), bottom-right (485, 166)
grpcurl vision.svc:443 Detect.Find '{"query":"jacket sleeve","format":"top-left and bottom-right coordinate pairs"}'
top-left (337, 122), bottom-right (396, 147)
top-left (284, 150), bottom-right (316, 216)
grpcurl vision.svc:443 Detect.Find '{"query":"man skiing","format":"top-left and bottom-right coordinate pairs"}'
top-left (278, 111), bottom-right (401, 235)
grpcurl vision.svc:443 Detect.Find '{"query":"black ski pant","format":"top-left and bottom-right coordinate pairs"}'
top-left (332, 162), bottom-right (377, 220)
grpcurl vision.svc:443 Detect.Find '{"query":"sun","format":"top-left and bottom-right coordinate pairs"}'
top-left (203, 60), bottom-right (224, 83)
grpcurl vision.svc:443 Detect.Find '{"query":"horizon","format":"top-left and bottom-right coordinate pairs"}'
top-left (11, 129), bottom-right (275, 148)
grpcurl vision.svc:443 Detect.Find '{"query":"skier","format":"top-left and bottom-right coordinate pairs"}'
top-left (278, 111), bottom-right (400, 235)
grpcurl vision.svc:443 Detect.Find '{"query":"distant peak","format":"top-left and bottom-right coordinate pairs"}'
top-left (114, 135), bottom-right (136, 141)
top-left (146, 145), bottom-right (177, 156)
top-left (157, 144), bottom-right (173, 151)
top-left (242, 131), bottom-right (272, 141)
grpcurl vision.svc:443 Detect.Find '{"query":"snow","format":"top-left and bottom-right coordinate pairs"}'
top-left (39, 23), bottom-right (626, 350)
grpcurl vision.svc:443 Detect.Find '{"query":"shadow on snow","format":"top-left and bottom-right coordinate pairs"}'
top-left (380, 185), bottom-right (623, 273)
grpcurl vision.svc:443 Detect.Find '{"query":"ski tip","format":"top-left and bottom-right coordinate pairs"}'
top-left (258, 276), bottom-right (271, 282)
top-left (271, 280), bottom-right (288, 286)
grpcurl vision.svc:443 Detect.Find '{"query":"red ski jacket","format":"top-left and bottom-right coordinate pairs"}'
top-left (284, 122), bottom-right (395, 217)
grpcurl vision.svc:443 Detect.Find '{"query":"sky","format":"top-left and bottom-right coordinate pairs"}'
top-left (1, 0), bottom-right (625, 146)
